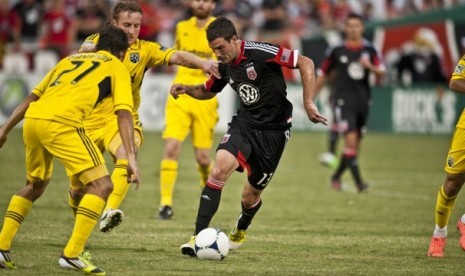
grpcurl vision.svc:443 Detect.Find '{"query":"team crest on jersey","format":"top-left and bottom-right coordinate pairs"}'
top-left (454, 64), bottom-right (464, 74)
top-left (129, 52), bottom-right (140, 63)
top-left (220, 134), bottom-right (231, 144)
top-left (246, 65), bottom-right (257, 80)
top-left (447, 156), bottom-right (454, 168)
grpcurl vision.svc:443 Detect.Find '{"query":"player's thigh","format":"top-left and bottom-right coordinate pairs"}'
top-left (23, 119), bottom-right (54, 182)
top-left (192, 102), bottom-right (219, 149)
top-left (162, 99), bottom-right (191, 142)
top-left (46, 123), bottom-right (106, 177)
top-left (246, 129), bottom-right (288, 190)
top-left (445, 127), bottom-right (465, 174)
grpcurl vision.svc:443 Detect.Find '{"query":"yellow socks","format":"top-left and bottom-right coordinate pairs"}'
top-left (105, 159), bottom-right (130, 211)
top-left (0, 195), bottom-right (32, 250)
top-left (197, 163), bottom-right (212, 190)
top-left (159, 159), bottom-right (178, 207)
top-left (63, 194), bottom-right (105, 258)
top-left (435, 185), bottom-right (457, 228)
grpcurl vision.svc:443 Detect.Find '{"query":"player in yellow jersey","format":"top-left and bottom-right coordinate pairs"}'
top-left (0, 25), bottom-right (140, 275)
top-left (77, 0), bottom-right (220, 231)
top-left (158, 0), bottom-right (218, 220)
top-left (428, 55), bottom-right (465, 257)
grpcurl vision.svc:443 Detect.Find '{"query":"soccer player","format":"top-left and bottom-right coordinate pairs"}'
top-left (315, 13), bottom-right (385, 192)
top-left (427, 55), bottom-right (465, 257)
top-left (158, 0), bottom-right (218, 220)
top-left (170, 16), bottom-right (327, 256)
top-left (77, 0), bottom-right (220, 231)
top-left (0, 25), bottom-right (140, 275)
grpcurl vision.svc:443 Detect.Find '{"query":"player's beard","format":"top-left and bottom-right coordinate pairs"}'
top-left (194, 9), bottom-right (210, 20)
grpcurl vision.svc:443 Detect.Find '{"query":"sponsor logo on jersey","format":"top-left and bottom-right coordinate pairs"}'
top-left (347, 62), bottom-right (365, 80)
top-left (238, 83), bottom-right (260, 105)
top-left (220, 134), bottom-right (231, 144)
top-left (246, 65), bottom-right (257, 80)
top-left (129, 52), bottom-right (140, 63)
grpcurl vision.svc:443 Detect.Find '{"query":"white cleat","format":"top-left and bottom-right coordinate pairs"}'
top-left (99, 209), bottom-right (124, 233)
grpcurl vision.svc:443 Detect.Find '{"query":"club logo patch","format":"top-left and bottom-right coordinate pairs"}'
top-left (246, 65), bottom-right (257, 80)
top-left (454, 64), bottom-right (464, 74)
top-left (129, 52), bottom-right (140, 63)
top-left (220, 134), bottom-right (231, 144)
top-left (447, 156), bottom-right (454, 167)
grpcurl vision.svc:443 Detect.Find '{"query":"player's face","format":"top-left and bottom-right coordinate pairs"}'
top-left (191, 0), bottom-right (215, 20)
top-left (113, 11), bottom-right (142, 46)
top-left (209, 36), bottom-right (238, 64)
top-left (344, 18), bottom-right (364, 41)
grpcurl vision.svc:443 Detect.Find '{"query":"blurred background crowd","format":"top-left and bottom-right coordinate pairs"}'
top-left (1, 0), bottom-right (464, 74)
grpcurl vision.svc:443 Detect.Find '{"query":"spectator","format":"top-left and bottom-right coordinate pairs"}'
top-left (12, 0), bottom-right (43, 43)
top-left (138, 0), bottom-right (161, 41)
top-left (0, 0), bottom-right (21, 68)
top-left (39, 0), bottom-right (76, 58)
top-left (75, 0), bottom-right (108, 42)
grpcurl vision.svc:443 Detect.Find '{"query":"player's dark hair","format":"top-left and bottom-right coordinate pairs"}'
top-left (206, 16), bottom-right (237, 42)
top-left (96, 24), bottom-right (128, 57)
top-left (346, 13), bottom-right (364, 24)
top-left (112, 0), bottom-right (143, 21)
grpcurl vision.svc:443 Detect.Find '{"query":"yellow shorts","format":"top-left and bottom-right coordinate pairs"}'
top-left (445, 126), bottom-right (465, 174)
top-left (162, 95), bottom-right (218, 149)
top-left (23, 119), bottom-right (108, 184)
top-left (87, 119), bottom-right (143, 156)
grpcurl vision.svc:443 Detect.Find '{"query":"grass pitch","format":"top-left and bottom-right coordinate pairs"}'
top-left (1, 129), bottom-right (464, 275)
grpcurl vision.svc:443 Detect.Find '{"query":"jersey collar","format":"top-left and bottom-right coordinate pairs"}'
top-left (232, 40), bottom-right (246, 66)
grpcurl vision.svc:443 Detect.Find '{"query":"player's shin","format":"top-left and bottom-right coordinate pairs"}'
top-left (0, 195), bottom-right (32, 250)
top-left (105, 159), bottom-right (129, 211)
top-left (64, 194), bottom-right (105, 257)
top-left (195, 179), bottom-right (224, 235)
top-left (160, 159), bottom-right (178, 207)
top-left (237, 199), bottom-right (262, 231)
top-left (435, 185), bottom-right (457, 230)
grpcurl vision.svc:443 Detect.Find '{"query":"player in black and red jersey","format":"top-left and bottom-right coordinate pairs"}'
top-left (315, 13), bottom-right (385, 192)
top-left (170, 16), bottom-right (327, 256)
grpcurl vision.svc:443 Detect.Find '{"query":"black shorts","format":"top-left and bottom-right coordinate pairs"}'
top-left (332, 98), bottom-right (369, 135)
top-left (217, 121), bottom-right (290, 190)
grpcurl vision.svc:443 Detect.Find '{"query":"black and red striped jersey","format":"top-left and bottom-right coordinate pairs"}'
top-left (206, 40), bottom-right (298, 130)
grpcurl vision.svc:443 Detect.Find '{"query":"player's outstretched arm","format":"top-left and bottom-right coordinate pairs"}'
top-left (0, 93), bottom-right (40, 148)
top-left (296, 55), bottom-right (327, 125)
top-left (169, 51), bottom-right (221, 79)
top-left (116, 109), bottom-right (141, 187)
top-left (170, 83), bottom-right (216, 100)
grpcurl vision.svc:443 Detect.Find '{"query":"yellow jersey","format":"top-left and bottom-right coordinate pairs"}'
top-left (173, 16), bottom-right (216, 86)
top-left (451, 55), bottom-right (465, 128)
top-left (80, 35), bottom-right (176, 128)
top-left (25, 50), bottom-right (133, 128)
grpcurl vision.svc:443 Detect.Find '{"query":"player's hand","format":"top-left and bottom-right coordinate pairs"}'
top-left (201, 59), bottom-right (221, 79)
top-left (170, 84), bottom-right (188, 99)
top-left (127, 158), bottom-right (141, 189)
top-left (306, 102), bottom-right (328, 125)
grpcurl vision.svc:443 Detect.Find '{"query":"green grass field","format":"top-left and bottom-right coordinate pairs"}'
top-left (1, 128), bottom-right (465, 275)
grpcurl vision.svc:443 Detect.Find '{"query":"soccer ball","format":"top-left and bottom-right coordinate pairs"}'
top-left (194, 228), bottom-right (230, 260)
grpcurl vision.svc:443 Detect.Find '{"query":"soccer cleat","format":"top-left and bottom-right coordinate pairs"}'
top-left (229, 227), bottom-right (247, 250)
top-left (457, 219), bottom-right (465, 251)
top-left (59, 254), bottom-right (105, 275)
top-left (180, 235), bottom-right (196, 257)
top-left (0, 250), bottom-right (17, 269)
top-left (330, 178), bottom-right (342, 191)
top-left (427, 236), bottom-right (446, 257)
top-left (158, 205), bottom-right (173, 220)
top-left (99, 209), bottom-right (124, 233)
top-left (357, 183), bottom-right (369, 193)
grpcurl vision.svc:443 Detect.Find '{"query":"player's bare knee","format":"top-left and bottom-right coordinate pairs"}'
top-left (17, 179), bottom-right (49, 201)
top-left (444, 173), bottom-right (465, 195)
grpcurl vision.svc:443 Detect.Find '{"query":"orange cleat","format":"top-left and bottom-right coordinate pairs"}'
top-left (427, 236), bottom-right (446, 258)
top-left (457, 219), bottom-right (465, 251)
